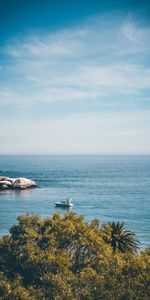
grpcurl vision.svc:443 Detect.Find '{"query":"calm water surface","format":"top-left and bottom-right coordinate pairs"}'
top-left (0, 155), bottom-right (150, 249)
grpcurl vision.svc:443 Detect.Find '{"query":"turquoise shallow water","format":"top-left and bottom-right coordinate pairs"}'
top-left (0, 155), bottom-right (150, 249)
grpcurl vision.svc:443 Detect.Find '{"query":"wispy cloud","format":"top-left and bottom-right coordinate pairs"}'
top-left (1, 15), bottom-right (150, 108)
top-left (0, 13), bottom-right (150, 154)
top-left (5, 28), bottom-right (89, 59)
top-left (121, 19), bottom-right (150, 44)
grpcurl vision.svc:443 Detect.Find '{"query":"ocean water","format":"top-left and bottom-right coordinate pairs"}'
top-left (0, 155), bottom-right (150, 249)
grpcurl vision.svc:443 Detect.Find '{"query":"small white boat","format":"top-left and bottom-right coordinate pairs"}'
top-left (55, 198), bottom-right (73, 208)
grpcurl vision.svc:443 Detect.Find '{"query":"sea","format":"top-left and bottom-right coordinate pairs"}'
top-left (0, 155), bottom-right (149, 249)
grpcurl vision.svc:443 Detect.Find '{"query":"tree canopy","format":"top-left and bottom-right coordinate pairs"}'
top-left (0, 212), bottom-right (150, 299)
top-left (102, 221), bottom-right (140, 254)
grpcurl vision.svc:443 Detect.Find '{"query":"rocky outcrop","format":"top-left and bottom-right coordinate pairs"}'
top-left (0, 176), bottom-right (37, 190)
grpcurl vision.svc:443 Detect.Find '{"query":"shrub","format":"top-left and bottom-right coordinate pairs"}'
top-left (0, 212), bottom-right (149, 299)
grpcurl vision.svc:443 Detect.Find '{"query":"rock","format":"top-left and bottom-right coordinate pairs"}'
top-left (12, 178), bottom-right (37, 189)
top-left (0, 180), bottom-right (12, 186)
top-left (0, 184), bottom-right (9, 190)
top-left (0, 176), bottom-right (37, 190)
top-left (0, 180), bottom-right (12, 190)
top-left (0, 177), bottom-right (15, 184)
top-left (0, 176), bottom-right (11, 181)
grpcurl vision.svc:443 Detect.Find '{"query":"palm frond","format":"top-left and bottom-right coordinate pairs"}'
top-left (102, 221), bottom-right (140, 254)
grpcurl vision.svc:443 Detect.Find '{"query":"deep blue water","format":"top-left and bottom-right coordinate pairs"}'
top-left (0, 155), bottom-right (150, 249)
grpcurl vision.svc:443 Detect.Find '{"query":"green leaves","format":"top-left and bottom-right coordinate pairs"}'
top-left (0, 213), bottom-right (149, 299)
top-left (102, 221), bottom-right (140, 254)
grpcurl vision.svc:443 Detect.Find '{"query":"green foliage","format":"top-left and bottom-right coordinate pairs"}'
top-left (102, 221), bottom-right (140, 254)
top-left (0, 212), bottom-right (149, 299)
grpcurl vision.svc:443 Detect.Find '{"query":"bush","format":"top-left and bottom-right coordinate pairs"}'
top-left (0, 212), bottom-right (150, 299)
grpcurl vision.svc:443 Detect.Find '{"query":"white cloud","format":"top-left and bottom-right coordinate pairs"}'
top-left (5, 29), bottom-right (89, 59)
top-left (0, 14), bottom-right (150, 154)
top-left (1, 15), bottom-right (150, 107)
top-left (121, 20), bottom-right (150, 44)
top-left (0, 62), bottom-right (150, 106)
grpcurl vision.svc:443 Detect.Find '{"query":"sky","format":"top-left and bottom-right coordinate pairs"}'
top-left (0, 0), bottom-right (150, 154)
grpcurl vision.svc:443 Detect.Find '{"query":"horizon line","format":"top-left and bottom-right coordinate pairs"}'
top-left (0, 154), bottom-right (150, 156)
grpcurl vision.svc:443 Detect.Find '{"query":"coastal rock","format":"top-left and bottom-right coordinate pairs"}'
top-left (0, 177), bottom-right (15, 184)
top-left (0, 183), bottom-right (9, 190)
top-left (0, 180), bottom-right (12, 186)
top-left (0, 180), bottom-right (12, 190)
top-left (0, 176), bottom-right (11, 181)
top-left (0, 176), bottom-right (37, 190)
top-left (12, 178), bottom-right (37, 189)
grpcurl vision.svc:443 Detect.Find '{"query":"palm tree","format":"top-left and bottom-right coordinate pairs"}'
top-left (102, 221), bottom-right (140, 254)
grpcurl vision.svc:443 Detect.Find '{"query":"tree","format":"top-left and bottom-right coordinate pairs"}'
top-left (0, 213), bottom-right (149, 300)
top-left (102, 221), bottom-right (140, 254)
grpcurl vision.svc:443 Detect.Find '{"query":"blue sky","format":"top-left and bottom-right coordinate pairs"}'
top-left (0, 0), bottom-right (150, 154)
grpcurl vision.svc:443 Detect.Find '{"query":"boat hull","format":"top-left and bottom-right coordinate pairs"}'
top-left (55, 202), bottom-right (73, 208)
